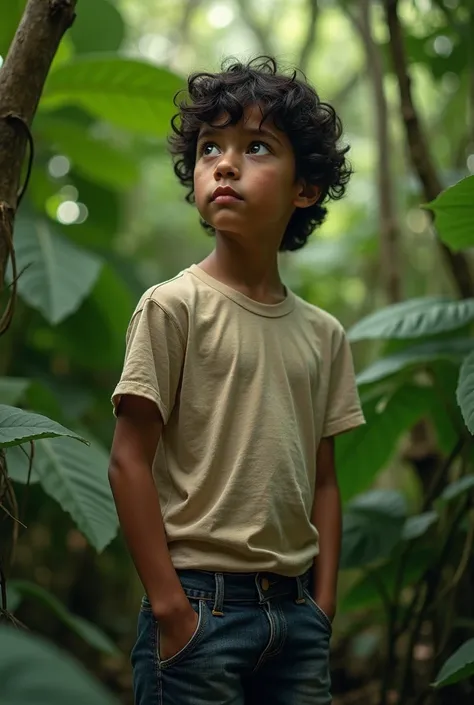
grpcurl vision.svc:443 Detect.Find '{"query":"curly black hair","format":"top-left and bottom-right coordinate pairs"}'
top-left (169, 56), bottom-right (352, 251)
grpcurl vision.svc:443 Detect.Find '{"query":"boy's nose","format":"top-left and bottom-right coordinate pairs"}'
top-left (214, 158), bottom-right (240, 179)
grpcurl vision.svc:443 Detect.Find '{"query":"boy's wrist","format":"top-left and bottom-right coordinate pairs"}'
top-left (150, 588), bottom-right (190, 621)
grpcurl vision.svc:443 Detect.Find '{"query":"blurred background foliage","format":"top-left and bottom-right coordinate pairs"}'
top-left (1, 0), bottom-right (474, 703)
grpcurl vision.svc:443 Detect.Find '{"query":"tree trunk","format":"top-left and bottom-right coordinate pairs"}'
top-left (383, 0), bottom-right (474, 299)
top-left (0, 0), bottom-right (78, 293)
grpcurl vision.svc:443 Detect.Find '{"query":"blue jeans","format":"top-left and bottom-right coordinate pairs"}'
top-left (131, 569), bottom-right (332, 704)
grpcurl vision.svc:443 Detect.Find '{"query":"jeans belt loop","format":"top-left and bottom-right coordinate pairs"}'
top-left (212, 572), bottom-right (225, 616)
top-left (295, 575), bottom-right (306, 605)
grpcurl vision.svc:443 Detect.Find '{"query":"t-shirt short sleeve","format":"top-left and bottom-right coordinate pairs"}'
top-left (111, 298), bottom-right (185, 424)
top-left (322, 327), bottom-right (365, 438)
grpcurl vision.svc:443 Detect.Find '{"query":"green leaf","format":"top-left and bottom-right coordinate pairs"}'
top-left (0, 405), bottom-right (86, 448)
top-left (433, 638), bottom-right (474, 688)
top-left (5, 444), bottom-right (39, 484)
top-left (341, 547), bottom-right (434, 613)
top-left (348, 297), bottom-right (474, 342)
top-left (42, 55), bottom-right (184, 137)
top-left (49, 264), bottom-right (134, 371)
top-left (337, 385), bottom-right (436, 503)
top-left (340, 489), bottom-right (407, 570)
top-left (0, 377), bottom-right (29, 406)
top-left (32, 435), bottom-right (118, 552)
top-left (428, 361), bottom-right (463, 454)
top-left (402, 511), bottom-right (438, 541)
top-left (70, 0), bottom-right (125, 54)
top-left (36, 116), bottom-right (140, 191)
top-left (8, 580), bottom-right (118, 655)
top-left (457, 350), bottom-right (474, 434)
top-left (11, 218), bottom-right (103, 324)
top-left (6, 583), bottom-right (22, 612)
top-left (0, 626), bottom-right (118, 704)
top-left (439, 475), bottom-right (474, 504)
top-left (425, 176), bottom-right (474, 252)
top-left (356, 339), bottom-right (474, 387)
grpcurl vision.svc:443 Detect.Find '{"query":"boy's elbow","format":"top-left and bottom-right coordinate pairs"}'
top-left (108, 445), bottom-right (154, 488)
top-left (108, 452), bottom-right (124, 489)
top-left (108, 445), bottom-right (134, 486)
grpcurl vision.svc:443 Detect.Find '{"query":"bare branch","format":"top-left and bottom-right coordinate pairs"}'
top-left (383, 0), bottom-right (474, 299)
top-left (171, 0), bottom-right (204, 62)
top-left (236, 0), bottom-right (274, 55)
top-left (350, 0), bottom-right (402, 303)
top-left (0, 0), bottom-right (77, 291)
top-left (298, 0), bottom-right (319, 73)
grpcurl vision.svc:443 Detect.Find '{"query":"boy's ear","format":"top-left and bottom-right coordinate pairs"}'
top-left (293, 182), bottom-right (321, 209)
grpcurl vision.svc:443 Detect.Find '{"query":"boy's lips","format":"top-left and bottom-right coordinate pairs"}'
top-left (211, 186), bottom-right (243, 203)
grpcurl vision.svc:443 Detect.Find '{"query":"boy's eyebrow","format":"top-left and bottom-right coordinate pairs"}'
top-left (198, 124), bottom-right (283, 145)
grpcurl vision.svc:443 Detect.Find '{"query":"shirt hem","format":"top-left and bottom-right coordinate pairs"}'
top-left (322, 411), bottom-right (366, 438)
top-left (111, 381), bottom-right (168, 422)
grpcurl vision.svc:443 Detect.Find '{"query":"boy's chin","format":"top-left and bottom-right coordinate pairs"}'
top-left (206, 213), bottom-right (246, 235)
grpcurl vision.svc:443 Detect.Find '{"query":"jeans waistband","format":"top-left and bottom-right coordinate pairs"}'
top-left (176, 569), bottom-right (312, 615)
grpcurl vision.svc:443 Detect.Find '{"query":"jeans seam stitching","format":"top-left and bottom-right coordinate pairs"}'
top-left (159, 599), bottom-right (204, 670)
top-left (252, 602), bottom-right (276, 672)
top-left (271, 603), bottom-right (287, 658)
top-left (303, 589), bottom-right (333, 634)
top-left (152, 613), bottom-right (163, 705)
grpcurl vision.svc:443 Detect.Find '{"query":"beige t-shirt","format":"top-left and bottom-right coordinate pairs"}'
top-left (112, 264), bottom-right (365, 577)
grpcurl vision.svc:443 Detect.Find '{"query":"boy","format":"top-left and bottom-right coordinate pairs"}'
top-left (109, 56), bottom-right (365, 705)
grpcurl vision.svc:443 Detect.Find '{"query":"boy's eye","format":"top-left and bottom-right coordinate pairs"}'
top-left (202, 142), bottom-right (220, 156)
top-left (248, 142), bottom-right (270, 155)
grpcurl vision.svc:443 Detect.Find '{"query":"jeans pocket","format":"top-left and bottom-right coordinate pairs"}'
top-left (157, 599), bottom-right (205, 669)
top-left (140, 595), bottom-right (153, 612)
top-left (303, 589), bottom-right (333, 635)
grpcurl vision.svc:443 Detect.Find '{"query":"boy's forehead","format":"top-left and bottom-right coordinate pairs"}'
top-left (198, 104), bottom-right (281, 137)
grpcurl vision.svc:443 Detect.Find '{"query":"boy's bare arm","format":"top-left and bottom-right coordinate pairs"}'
top-left (109, 395), bottom-right (197, 657)
top-left (311, 436), bottom-right (341, 621)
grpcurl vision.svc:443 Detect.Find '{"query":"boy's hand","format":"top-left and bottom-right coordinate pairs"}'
top-left (157, 601), bottom-right (199, 662)
top-left (315, 594), bottom-right (336, 623)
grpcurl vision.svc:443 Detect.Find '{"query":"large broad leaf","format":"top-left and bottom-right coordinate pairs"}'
top-left (457, 350), bottom-right (474, 434)
top-left (340, 547), bottom-right (434, 613)
top-left (70, 0), bottom-right (125, 54)
top-left (36, 116), bottom-right (140, 191)
top-left (8, 580), bottom-right (118, 655)
top-left (356, 338), bottom-right (474, 387)
top-left (41, 55), bottom-right (184, 137)
top-left (402, 511), bottom-right (438, 541)
top-left (425, 176), bottom-right (474, 252)
top-left (433, 638), bottom-right (474, 688)
top-left (0, 405), bottom-right (85, 448)
top-left (348, 297), bottom-right (474, 342)
top-left (0, 626), bottom-right (118, 705)
top-left (0, 377), bottom-right (29, 406)
top-left (31, 436), bottom-right (118, 552)
top-left (337, 385), bottom-right (436, 503)
top-left (12, 218), bottom-right (103, 324)
top-left (438, 475), bottom-right (474, 504)
top-left (49, 264), bottom-right (134, 371)
top-left (340, 489), bottom-right (407, 570)
top-left (427, 361), bottom-right (463, 454)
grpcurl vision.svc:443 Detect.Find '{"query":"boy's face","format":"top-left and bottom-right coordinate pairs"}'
top-left (194, 104), bottom-right (315, 246)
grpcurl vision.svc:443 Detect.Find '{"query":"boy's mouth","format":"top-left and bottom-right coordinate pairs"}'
top-left (211, 186), bottom-right (243, 203)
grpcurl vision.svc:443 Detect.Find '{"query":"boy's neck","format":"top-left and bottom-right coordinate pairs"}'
top-left (198, 234), bottom-right (286, 305)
